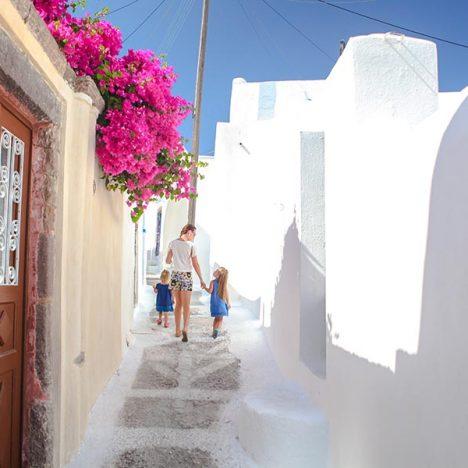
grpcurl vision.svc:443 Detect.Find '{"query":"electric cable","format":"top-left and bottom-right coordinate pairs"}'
top-left (237, 0), bottom-right (276, 60)
top-left (123, 0), bottom-right (170, 43)
top-left (259, 0), bottom-right (334, 61)
top-left (291, 0), bottom-right (376, 4)
top-left (237, 0), bottom-right (317, 101)
top-left (315, 0), bottom-right (468, 49)
top-left (107, 0), bottom-right (142, 16)
top-left (162, 0), bottom-right (196, 52)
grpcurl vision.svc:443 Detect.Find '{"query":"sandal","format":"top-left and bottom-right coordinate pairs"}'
top-left (164, 320), bottom-right (169, 328)
top-left (182, 331), bottom-right (188, 342)
top-left (175, 331), bottom-right (182, 338)
top-left (156, 318), bottom-right (162, 325)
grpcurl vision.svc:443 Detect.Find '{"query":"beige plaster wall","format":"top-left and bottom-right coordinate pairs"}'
top-left (121, 207), bottom-right (136, 352)
top-left (59, 78), bottom-right (135, 467)
top-left (0, 1), bottom-right (136, 465)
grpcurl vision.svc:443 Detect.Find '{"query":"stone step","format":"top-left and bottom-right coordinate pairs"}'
top-left (237, 383), bottom-right (328, 467)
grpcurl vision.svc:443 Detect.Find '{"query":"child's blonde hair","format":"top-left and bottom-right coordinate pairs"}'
top-left (217, 267), bottom-right (229, 304)
top-left (160, 269), bottom-right (170, 284)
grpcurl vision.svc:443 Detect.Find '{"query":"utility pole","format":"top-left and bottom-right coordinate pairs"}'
top-left (188, 0), bottom-right (210, 224)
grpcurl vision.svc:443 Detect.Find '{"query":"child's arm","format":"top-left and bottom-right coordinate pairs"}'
top-left (203, 280), bottom-right (214, 294)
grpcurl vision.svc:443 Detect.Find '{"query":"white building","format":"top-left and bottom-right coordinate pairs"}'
top-left (166, 33), bottom-right (468, 467)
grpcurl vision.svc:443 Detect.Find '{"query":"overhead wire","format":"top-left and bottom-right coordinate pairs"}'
top-left (248, 0), bottom-right (303, 69)
top-left (107, 0), bottom-right (143, 16)
top-left (148, 0), bottom-right (187, 52)
top-left (123, 0), bottom-right (170, 43)
top-left (236, 0), bottom-right (276, 61)
top-left (291, 0), bottom-right (376, 4)
top-left (259, 0), bottom-right (334, 61)
top-left (140, 0), bottom-right (173, 50)
top-left (162, 0), bottom-right (196, 52)
top-left (315, 0), bottom-right (468, 49)
top-left (160, 0), bottom-right (189, 51)
top-left (237, 0), bottom-right (317, 100)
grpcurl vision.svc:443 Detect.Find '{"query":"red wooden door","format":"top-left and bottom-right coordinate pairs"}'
top-left (0, 101), bottom-right (31, 468)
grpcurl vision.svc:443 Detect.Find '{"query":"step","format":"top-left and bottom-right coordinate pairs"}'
top-left (237, 383), bottom-right (328, 467)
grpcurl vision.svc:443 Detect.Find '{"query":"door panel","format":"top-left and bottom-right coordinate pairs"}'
top-left (0, 303), bottom-right (15, 352)
top-left (0, 371), bottom-right (13, 468)
top-left (0, 101), bottom-right (31, 468)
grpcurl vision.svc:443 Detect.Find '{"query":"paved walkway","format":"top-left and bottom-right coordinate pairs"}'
top-left (68, 287), bottom-right (284, 467)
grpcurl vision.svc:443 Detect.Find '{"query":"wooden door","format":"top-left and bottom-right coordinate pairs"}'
top-left (0, 101), bottom-right (31, 468)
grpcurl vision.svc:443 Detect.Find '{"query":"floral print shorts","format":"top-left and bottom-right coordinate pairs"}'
top-left (170, 271), bottom-right (193, 291)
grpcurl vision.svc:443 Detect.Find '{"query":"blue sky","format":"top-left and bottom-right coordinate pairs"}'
top-left (84, 0), bottom-right (468, 155)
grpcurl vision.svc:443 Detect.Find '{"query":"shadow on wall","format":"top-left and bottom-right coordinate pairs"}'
top-left (264, 99), bottom-right (468, 467)
top-left (269, 220), bottom-right (327, 380)
top-left (300, 244), bottom-right (326, 378)
top-left (325, 96), bottom-right (468, 468)
top-left (269, 221), bottom-right (300, 368)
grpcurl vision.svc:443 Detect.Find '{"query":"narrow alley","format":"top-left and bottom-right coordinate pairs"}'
top-left (67, 287), bottom-right (283, 468)
top-left (3, 1), bottom-right (468, 466)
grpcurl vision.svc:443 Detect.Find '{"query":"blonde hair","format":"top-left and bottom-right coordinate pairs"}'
top-left (217, 267), bottom-right (230, 304)
top-left (160, 269), bottom-right (170, 284)
top-left (180, 224), bottom-right (196, 236)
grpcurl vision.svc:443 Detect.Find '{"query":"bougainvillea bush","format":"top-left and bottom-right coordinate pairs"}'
top-left (33, 0), bottom-right (200, 221)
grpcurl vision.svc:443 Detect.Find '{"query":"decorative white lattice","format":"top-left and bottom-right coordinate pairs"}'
top-left (0, 128), bottom-right (24, 286)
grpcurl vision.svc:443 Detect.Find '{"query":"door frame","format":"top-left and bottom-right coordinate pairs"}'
top-left (0, 92), bottom-right (33, 467)
top-left (0, 63), bottom-right (64, 466)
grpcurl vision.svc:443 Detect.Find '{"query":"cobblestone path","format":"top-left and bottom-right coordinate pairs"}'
top-left (116, 316), bottom-right (241, 467)
top-left (67, 289), bottom-right (256, 468)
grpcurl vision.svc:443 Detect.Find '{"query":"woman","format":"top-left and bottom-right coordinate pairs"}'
top-left (166, 224), bottom-right (206, 342)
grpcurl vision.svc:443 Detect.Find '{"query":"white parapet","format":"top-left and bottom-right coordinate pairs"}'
top-left (238, 384), bottom-right (328, 467)
top-left (326, 33), bottom-right (439, 126)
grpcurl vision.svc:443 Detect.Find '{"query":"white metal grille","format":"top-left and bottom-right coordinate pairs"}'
top-left (0, 128), bottom-right (24, 286)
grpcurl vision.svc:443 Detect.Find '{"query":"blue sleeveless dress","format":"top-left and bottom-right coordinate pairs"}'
top-left (210, 279), bottom-right (229, 317)
top-left (155, 283), bottom-right (173, 312)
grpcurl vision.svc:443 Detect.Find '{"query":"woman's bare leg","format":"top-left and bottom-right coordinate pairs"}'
top-left (180, 291), bottom-right (192, 333)
top-left (173, 290), bottom-right (182, 336)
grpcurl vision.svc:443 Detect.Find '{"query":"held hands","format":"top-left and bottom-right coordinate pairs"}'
top-left (201, 281), bottom-right (207, 291)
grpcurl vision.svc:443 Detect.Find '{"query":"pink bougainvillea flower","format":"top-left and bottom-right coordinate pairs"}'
top-left (32, 0), bottom-right (198, 221)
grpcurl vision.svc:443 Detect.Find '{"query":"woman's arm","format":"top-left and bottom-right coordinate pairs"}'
top-left (166, 249), bottom-right (173, 265)
top-left (191, 255), bottom-right (206, 289)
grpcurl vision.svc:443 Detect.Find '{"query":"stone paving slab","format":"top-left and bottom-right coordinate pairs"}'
top-left (132, 361), bottom-right (179, 389)
top-left (114, 446), bottom-right (216, 468)
top-left (119, 396), bottom-right (223, 429)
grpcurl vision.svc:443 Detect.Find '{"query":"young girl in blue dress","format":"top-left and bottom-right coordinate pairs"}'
top-left (203, 267), bottom-right (230, 339)
top-left (154, 269), bottom-right (174, 328)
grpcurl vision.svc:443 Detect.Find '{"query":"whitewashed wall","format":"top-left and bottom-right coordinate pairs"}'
top-left (166, 33), bottom-right (468, 467)
top-left (196, 78), bottom-right (326, 313)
